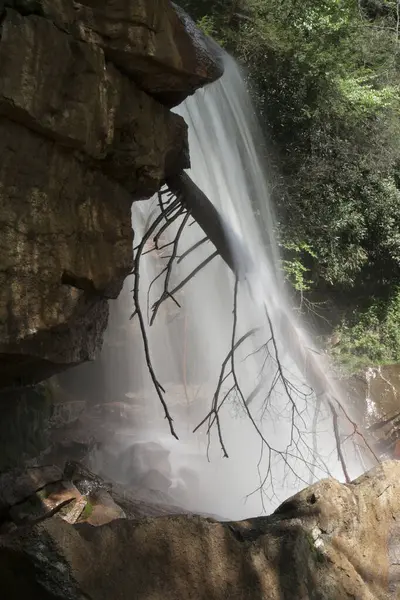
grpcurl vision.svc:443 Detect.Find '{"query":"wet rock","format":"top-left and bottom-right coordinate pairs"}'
top-left (345, 365), bottom-right (400, 459)
top-left (79, 489), bottom-right (126, 526)
top-left (61, 496), bottom-right (87, 525)
top-left (63, 461), bottom-right (110, 496)
top-left (50, 399), bottom-right (86, 431)
top-left (8, 480), bottom-right (83, 524)
top-left (110, 483), bottom-right (188, 519)
top-left (1, 462), bottom-right (400, 599)
top-left (0, 465), bottom-right (63, 512)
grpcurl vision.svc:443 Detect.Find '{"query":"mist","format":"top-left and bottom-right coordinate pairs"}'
top-left (58, 53), bottom-right (373, 521)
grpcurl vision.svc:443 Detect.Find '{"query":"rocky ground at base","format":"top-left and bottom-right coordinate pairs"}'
top-left (0, 460), bottom-right (194, 536)
top-left (1, 461), bottom-right (400, 599)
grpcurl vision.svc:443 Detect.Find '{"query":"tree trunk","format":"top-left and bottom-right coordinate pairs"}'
top-left (166, 171), bottom-right (252, 278)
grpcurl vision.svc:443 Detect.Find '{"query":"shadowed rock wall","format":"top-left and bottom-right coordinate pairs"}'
top-left (0, 0), bottom-right (223, 388)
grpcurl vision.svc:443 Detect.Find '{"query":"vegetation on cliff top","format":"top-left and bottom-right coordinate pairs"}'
top-left (181, 0), bottom-right (400, 372)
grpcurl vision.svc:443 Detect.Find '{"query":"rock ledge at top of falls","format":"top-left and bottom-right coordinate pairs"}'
top-left (1, 460), bottom-right (400, 599)
top-left (0, 0), bottom-right (223, 389)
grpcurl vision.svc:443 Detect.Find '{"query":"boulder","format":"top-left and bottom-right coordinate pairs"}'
top-left (109, 483), bottom-right (190, 519)
top-left (79, 489), bottom-right (126, 526)
top-left (1, 461), bottom-right (400, 599)
top-left (8, 480), bottom-right (85, 524)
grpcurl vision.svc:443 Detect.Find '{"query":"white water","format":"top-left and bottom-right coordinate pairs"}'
top-left (90, 54), bottom-right (374, 519)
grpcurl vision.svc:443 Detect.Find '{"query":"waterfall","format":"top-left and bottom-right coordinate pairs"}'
top-left (88, 53), bottom-right (375, 519)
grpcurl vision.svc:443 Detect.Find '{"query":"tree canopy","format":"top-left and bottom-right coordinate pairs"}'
top-left (181, 0), bottom-right (400, 371)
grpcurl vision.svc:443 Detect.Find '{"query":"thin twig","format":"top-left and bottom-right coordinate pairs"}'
top-left (166, 251), bottom-right (219, 298)
top-left (151, 212), bottom-right (190, 326)
top-left (193, 327), bottom-right (258, 437)
top-left (177, 236), bottom-right (209, 264)
top-left (153, 205), bottom-right (185, 249)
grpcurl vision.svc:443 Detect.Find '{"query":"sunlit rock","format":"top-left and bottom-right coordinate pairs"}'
top-left (1, 461), bottom-right (400, 599)
top-left (72, 0), bottom-right (224, 106)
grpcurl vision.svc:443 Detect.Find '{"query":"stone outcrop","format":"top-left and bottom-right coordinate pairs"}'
top-left (71, 0), bottom-right (224, 106)
top-left (0, 0), bottom-right (222, 388)
top-left (1, 461), bottom-right (400, 599)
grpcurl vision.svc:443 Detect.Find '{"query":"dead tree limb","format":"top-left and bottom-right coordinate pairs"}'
top-left (151, 212), bottom-right (190, 325)
top-left (177, 236), bottom-right (209, 264)
top-left (328, 400), bottom-right (350, 483)
top-left (131, 199), bottom-right (181, 439)
top-left (133, 174), bottom-right (372, 499)
top-left (166, 172), bottom-right (253, 278)
top-left (193, 327), bottom-right (258, 441)
top-left (167, 251), bottom-right (219, 298)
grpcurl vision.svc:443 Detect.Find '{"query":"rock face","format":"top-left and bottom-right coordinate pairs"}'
top-left (1, 461), bottom-right (400, 599)
top-left (72, 0), bottom-right (224, 106)
top-left (0, 0), bottom-right (222, 388)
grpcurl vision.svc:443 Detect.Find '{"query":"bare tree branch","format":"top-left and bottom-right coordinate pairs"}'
top-left (150, 212), bottom-right (191, 325)
top-left (328, 400), bottom-right (350, 483)
top-left (177, 236), bottom-right (209, 264)
top-left (131, 199), bottom-right (181, 439)
top-left (166, 251), bottom-right (219, 298)
top-left (132, 177), bottom-right (376, 504)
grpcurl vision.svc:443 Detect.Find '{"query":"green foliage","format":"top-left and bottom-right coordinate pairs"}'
top-left (330, 289), bottom-right (400, 372)
top-left (280, 242), bottom-right (316, 292)
top-left (80, 501), bottom-right (94, 520)
top-left (196, 15), bottom-right (218, 38)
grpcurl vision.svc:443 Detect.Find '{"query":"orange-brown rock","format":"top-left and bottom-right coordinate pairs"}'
top-left (0, 0), bottom-right (223, 387)
top-left (1, 462), bottom-right (400, 599)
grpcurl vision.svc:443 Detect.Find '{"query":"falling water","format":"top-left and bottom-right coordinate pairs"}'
top-left (88, 53), bottom-right (375, 519)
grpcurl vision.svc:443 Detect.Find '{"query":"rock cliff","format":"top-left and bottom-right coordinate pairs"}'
top-left (1, 461), bottom-right (400, 599)
top-left (0, 0), bottom-right (223, 388)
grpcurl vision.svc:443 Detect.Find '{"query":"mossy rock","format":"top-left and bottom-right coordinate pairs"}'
top-left (79, 500), bottom-right (94, 521)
